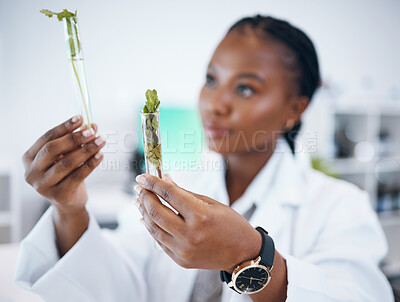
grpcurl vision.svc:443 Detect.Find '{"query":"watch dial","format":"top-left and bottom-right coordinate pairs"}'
top-left (235, 267), bottom-right (269, 294)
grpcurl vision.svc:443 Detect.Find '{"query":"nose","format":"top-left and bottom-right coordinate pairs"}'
top-left (201, 86), bottom-right (232, 117)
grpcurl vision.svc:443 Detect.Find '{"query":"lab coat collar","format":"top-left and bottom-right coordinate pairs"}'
top-left (211, 138), bottom-right (307, 211)
top-left (270, 139), bottom-right (309, 207)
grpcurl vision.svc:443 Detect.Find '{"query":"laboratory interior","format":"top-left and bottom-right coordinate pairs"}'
top-left (0, 0), bottom-right (400, 301)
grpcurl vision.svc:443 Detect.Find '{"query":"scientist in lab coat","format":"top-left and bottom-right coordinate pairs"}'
top-left (16, 15), bottom-right (394, 302)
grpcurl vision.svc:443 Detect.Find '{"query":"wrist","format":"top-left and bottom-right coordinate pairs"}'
top-left (53, 205), bottom-right (89, 228)
top-left (227, 226), bottom-right (262, 273)
top-left (52, 206), bottom-right (89, 257)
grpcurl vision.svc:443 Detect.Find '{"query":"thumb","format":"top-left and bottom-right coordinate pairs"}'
top-left (163, 173), bottom-right (216, 205)
top-left (163, 173), bottom-right (176, 184)
top-left (163, 173), bottom-right (202, 198)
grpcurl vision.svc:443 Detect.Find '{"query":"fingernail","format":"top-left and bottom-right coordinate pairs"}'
top-left (94, 151), bottom-right (102, 160)
top-left (134, 184), bottom-right (142, 195)
top-left (71, 115), bottom-right (80, 123)
top-left (136, 174), bottom-right (145, 184)
top-left (83, 128), bottom-right (95, 137)
top-left (95, 136), bottom-right (105, 146)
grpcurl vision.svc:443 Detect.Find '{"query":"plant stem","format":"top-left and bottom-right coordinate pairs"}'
top-left (156, 167), bottom-right (162, 179)
top-left (71, 59), bottom-right (91, 128)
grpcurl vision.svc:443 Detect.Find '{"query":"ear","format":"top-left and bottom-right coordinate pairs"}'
top-left (285, 96), bottom-right (309, 128)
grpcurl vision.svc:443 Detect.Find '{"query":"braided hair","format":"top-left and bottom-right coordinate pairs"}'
top-left (228, 15), bottom-right (321, 153)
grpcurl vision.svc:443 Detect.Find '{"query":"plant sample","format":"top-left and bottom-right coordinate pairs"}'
top-left (40, 9), bottom-right (93, 128)
top-left (141, 89), bottom-right (163, 178)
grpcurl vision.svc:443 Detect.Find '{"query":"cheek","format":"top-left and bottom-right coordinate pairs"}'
top-left (230, 97), bottom-right (288, 150)
top-left (234, 98), bottom-right (287, 135)
top-left (198, 87), bottom-right (207, 120)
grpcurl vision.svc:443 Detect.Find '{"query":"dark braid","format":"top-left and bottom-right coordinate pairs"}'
top-left (228, 15), bottom-right (321, 153)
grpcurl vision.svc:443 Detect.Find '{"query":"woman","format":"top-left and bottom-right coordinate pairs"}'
top-left (16, 16), bottom-right (394, 302)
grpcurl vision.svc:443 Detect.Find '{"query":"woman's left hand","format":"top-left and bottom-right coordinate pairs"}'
top-left (134, 173), bottom-right (261, 272)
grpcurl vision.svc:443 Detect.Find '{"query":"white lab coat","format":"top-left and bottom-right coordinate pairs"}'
top-left (15, 139), bottom-right (394, 302)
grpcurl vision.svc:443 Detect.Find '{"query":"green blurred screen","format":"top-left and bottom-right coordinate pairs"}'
top-left (138, 107), bottom-right (205, 172)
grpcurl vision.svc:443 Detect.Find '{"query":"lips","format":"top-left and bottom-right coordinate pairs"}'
top-left (203, 121), bottom-right (231, 139)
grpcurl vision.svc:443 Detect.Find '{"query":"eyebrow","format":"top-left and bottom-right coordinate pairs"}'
top-left (236, 74), bottom-right (264, 84)
top-left (207, 64), bottom-right (264, 84)
top-left (207, 64), bottom-right (217, 73)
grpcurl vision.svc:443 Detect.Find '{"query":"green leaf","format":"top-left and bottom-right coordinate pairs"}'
top-left (40, 9), bottom-right (54, 18)
top-left (40, 9), bottom-right (77, 21)
top-left (40, 9), bottom-right (80, 58)
top-left (143, 89), bottom-right (161, 113)
top-left (145, 144), bottom-right (162, 168)
top-left (152, 117), bottom-right (159, 131)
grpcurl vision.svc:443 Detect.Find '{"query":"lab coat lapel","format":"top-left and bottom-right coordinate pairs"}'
top-left (250, 147), bottom-right (307, 256)
top-left (150, 248), bottom-right (198, 302)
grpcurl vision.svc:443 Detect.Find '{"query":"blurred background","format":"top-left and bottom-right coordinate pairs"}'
top-left (1, 0), bottom-right (400, 300)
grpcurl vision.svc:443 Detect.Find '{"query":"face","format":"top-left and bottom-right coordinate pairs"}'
top-left (198, 30), bottom-right (308, 155)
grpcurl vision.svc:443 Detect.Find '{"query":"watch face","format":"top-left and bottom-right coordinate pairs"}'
top-left (234, 266), bottom-right (270, 294)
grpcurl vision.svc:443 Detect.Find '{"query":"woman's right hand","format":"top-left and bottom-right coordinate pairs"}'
top-left (22, 115), bottom-right (106, 254)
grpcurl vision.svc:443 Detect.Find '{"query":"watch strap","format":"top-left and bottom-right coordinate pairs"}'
top-left (255, 226), bottom-right (275, 268)
top-left (219, 271), bottom-right (241, 293)
top-left (220, 270), bottom-right (231, 284)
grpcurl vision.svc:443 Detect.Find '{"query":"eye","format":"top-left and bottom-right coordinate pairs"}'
top-left (236, 84), bottom-right (255, 98)
top-left (205, 74), bottom-right (216, 87)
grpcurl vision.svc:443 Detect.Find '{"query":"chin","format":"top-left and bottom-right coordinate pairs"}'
top-left (205, 135), bottom-right (275, 156)
top-left (205, 140), bottom-right (248, 156)
top-left (205, 135), bottom-right (232, 154)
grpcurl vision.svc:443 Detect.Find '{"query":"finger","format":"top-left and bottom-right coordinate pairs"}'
top-left (163, 173), bottom-right (176, 184)
top-left (45, 137), bottom-right (106, 186)
top-left (140, 217), bottom-right (191, 269)
top-left (134, 186), bottom-right (185, 234)
top-left (136, 174), bottom-right (197, 216)
top-left (49, 122), bottom-right (97, 166)
top-left (34, 127), bottom-right (99, 171)
top-left (140, 218), bottom-right (179, 260)
top-left (136, 202), bottom-right (175, 249)
top-left (23, 115), bottom-right (83, 164)
top-left (161, 174), bottom-right (190, 205)
top-left (81, 123), bottom-right (98, 134)
top-left (57, 151), bottom-right (104, 190)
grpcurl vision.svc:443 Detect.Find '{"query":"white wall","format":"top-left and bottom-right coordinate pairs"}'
top-left (1, 0), bottom-right (400, 238)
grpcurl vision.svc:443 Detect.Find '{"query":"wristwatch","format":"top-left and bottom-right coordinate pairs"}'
top-left (220, 226), bottom-right (275, 294)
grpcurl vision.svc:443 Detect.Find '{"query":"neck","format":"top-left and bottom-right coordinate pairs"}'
top-left (224, 141), bottom-right (277, 206)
